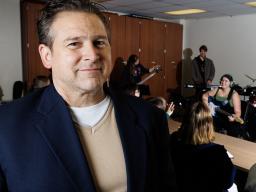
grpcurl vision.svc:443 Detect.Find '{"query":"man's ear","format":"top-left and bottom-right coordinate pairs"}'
top-left (38, 44), bottom-right (53, 69)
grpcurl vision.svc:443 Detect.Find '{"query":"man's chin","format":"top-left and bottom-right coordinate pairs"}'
top-left (79, 82), bottom-right (103, 93)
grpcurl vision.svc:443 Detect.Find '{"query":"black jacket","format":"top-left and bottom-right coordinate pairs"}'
top-left (0, 85), bottom-right (177, 192)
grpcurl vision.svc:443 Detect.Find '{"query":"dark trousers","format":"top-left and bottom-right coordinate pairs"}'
top-left (213, 116), bottom-right (242, 137)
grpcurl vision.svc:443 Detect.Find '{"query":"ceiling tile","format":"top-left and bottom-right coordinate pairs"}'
top-left (101, 0), bottom-right (256, 19)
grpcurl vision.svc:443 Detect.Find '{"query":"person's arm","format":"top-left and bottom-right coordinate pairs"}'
top-left (149, 65), bottom-right (161, 73)
top-left (202, 88), bottom-right (217, 105)
top-left (228, 91), bottom-right (241, 122)
top-left (139, 64), bottom-right (150, 75)
top-left (149, 67), bottom-right (154, 73)
top-left (207, 59), bottom-right (215, 82)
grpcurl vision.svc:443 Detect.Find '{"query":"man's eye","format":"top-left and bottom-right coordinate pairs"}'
top-left (68, 42), bottom-right (79, 47)
top-left (94, 40), bottom-right (106, 48)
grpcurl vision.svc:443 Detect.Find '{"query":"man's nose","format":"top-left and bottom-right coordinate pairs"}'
top-left (82, 42), bottom-right (99, 61)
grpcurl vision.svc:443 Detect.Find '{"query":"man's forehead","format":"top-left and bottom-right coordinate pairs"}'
top-left (53, 11), bottom-right (103, 26)
top-left (50, 11), bottom-right (107, 39)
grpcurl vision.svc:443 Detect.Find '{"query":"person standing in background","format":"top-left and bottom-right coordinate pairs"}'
top-left (126, 54), bottom-right (160, 96)
top-left (29, 75), bottom-right (51, 92)
top-left (192, 45), bottom-right (215, 99)
top-left (126, 54), bottom-right (151, 84)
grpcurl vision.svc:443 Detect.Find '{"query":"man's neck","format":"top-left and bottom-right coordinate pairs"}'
top-left (55, 86), bottom-right (106, 107)
top-left (199, 56), bottom-right (205, 61)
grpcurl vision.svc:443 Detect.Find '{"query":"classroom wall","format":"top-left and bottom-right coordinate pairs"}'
top-left (1, 0), bottom-right (256, 100)
top-left (182, 14), bottom-right (256, 96)
top-left (0, 0), bottom-right (22, 101)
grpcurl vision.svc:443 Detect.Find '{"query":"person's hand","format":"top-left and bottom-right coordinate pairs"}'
top-left (207, 80), bottom-right (212, 84)
top-left (149, 65), bottom-right (161, 73)
top-left (149, 67), bottom-right (154, 73)
top-left (208, 102), bottom-right (216, 116)
top-left (166, 102), bottom-right (175, 116)
top-left (228, 115), bottom-right (235, 122)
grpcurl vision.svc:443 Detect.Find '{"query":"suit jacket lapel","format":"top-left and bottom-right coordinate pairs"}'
top-left (33, 86), bottom-right (147, 192)
top-left (34, 85), bottom-right (96, 192)
top-left (110, 90), bottom-right (147, 192)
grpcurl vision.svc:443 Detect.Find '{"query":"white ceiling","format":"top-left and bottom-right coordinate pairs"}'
top-left (99, 0), bottom-right (256, 20)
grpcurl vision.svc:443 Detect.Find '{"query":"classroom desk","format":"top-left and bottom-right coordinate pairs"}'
top-left (168, 119), bottom-right (256, 172)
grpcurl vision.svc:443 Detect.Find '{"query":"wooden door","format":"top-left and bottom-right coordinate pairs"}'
top-left (140, 20), bottom-right (166, 97)
top-left (124, 16), bottom-right (140, 61)
top-left (104, 13), bottom-right (126, 64)
top-left (164, 22), bottom-right (183, 97)
top-left (139, 19), bottom-right (152, 69)
top-left (21, 1), bottom-right (49, 90)
top-left (151, 21), bottom-right (166, 98)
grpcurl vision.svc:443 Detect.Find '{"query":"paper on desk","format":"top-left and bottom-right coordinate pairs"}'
top-left (227, 150), bottom-right (234, 159)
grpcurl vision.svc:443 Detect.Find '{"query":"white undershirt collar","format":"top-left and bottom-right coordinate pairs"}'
top-left (70, 96), bottom-right (110, 128)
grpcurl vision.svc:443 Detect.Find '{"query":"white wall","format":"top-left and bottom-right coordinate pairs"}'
top-left (182, 14), bottom-right (256, 96)
top-left (0, 0), bottom-right (22, 101)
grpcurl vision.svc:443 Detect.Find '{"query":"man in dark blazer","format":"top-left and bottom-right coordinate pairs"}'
top-left (0, 0), bottom-right (176, 191)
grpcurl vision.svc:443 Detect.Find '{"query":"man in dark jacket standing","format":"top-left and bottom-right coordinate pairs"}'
top-left (0, 0), bottom-right (177, 191)
top-left (192, 45), bottom-right (215, 99)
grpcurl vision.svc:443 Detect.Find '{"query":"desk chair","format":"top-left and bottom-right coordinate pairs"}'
top-left (13, 81), bottom-right (24, 100)
top-left (245, 163), bottom-right (256, 192)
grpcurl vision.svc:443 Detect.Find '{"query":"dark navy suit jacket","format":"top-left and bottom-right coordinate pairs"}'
top-left (0, 85), bottom-right (176, 192)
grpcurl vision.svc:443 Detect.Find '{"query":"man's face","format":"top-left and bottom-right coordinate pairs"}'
top-left (199, 49), bottom-right (207, 59)
top-left (39, 11), bottom-right (112, 98)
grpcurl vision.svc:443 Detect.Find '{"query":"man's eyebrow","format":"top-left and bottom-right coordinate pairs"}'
top-left (93, 35), bottom-right (108, 40)
top-left (64, 36), bottom-right (84, 42)
top-left (64, 35), bottom-right (108, 42)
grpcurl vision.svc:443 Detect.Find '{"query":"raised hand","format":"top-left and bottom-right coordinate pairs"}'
top-left (166, 102), bottom-right (175, 117)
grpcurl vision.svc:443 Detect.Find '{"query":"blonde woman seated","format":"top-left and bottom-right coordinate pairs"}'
top-left (170, 102), bottom-right (235, 192)
top-left (202, 74), bottom-right (242, 137)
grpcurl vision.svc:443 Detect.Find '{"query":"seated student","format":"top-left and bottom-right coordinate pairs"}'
top-left (29, 75), bottom-right (50, 92)
top-left (13, 81), bottom-right (24, 100)
top-left (123, 84), bottom-right (141, 97)
top-left (147, 96), bottom-right (175, 118)
top-left (170, 102), bottom-right (235, 192)
top-left (202, 74), bottom-right (242, 137)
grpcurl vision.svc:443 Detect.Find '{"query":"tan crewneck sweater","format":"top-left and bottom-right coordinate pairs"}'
top-left (74, 102), bottom-right (127, 192)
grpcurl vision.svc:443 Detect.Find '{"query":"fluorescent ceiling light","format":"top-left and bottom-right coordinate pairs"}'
top-left (245, 1), bottom-right (256, 7)
top-left (165, 9), bottom-right (206, 15)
